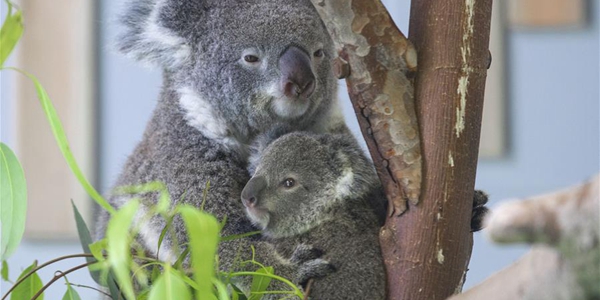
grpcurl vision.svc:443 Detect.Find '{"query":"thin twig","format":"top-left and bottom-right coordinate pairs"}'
top-left (31, 261), bottom-right (94, 300)
top-left (68, 283), bottom-right (112, 298)
top-left (1, 254), bottom-right (94, 300)
top-left (303, 279), bottom-right (314, 300)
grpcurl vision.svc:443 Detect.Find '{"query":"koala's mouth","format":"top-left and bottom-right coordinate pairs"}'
top-left (244, 206), bottom-right (270, 229)
top-left (262, 82), bottom-right (316, 120)
top-left (270, 96), bottom-right (312, 119)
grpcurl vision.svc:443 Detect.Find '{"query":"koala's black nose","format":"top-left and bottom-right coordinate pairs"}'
top-left (279, 46), bottom-right (316, 99)
top-left (242, 196), bottom-right (257, 208)
top-left (241, 176), bottom-right (267, 208)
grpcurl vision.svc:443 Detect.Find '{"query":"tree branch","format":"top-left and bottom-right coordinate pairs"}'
top-left (311, 0), bottom-right (421, 217)
top-left (449, 175), bottom-right (600, 300)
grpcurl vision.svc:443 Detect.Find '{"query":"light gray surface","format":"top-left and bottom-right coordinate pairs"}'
top-left (1, 0), bottom-right (598, 299)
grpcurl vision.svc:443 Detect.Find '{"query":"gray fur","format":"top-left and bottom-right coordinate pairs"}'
top-left (241, 132), bottom-right (386, 299)
top-left (95, 0), bottom-right (351, 271)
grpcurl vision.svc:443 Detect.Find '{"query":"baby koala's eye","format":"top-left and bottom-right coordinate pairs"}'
top-left (313, 49), bottom-right (324, 58)
top-left (282, 178), bottom-right (295, 188)
top-left (244, 55), bottom-right (260, 63)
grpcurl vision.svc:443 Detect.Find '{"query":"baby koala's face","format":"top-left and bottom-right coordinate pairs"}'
top-left (241, 133), bottom-right (339, 238)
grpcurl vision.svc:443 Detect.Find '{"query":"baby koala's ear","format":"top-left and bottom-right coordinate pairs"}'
top-left (247, 125), bottom-right (294, 174)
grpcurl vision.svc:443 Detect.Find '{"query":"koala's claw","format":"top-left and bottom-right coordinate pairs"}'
top-left (297, 258), bottom-right (337, 287)
top-left (471, 190), bottom-right (490, 232)
top-left (473, 190), bottom-right (489, 207)
top-left (290, 244), bottom-right (325, 265)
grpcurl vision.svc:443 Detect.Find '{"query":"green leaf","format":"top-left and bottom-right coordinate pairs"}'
top-left (71, 201), bottom-right (102, 285)
top-left (200, 181), bottom-right (210, 211)
top-left (0, 143), bottom-right (27, 261)
top-left (0, 1), bottom-right (24, 66)
top-left (107, 272), bottom-right (123, 300)
top-left (150, 265), bottom-right (161, 282)
top-left (62, 284), bottom-right (82, 300)
top-left (88, 240), bottom-right (107, 263)
top-left (137, 289), bottom-right (150, 300)
top-left (11, 262), bottom-right (43, 300)
top-left (148, 267), bottom-right (192, 300)
top-left (114, 182), bottom-right (170, 214)
top-left (221, 231), bottom-right (261, 242)
top-left (213, 278), bottom-right (230, 300)
top-left (157, 216), bottom-right (173, 259)
top-left (179, 205), bottom-right (220, 300)
top-left (106, 200), bottom-right (139, 300)
top-left (2, 260), bottom-right (9, 281)
top-left (174, 247), bottom-right (190, 271)
top-left (231, 284), bottom-right (248, 300)
top-left (0, 69), bottom-right (114, 214)
top-left (226, 271), bottom-right (303, 299)
top-left (249, 267), bottom-right (274, 300)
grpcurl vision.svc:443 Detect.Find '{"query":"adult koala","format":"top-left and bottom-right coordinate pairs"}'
top-left (95, 0), bottom-right (353, 269)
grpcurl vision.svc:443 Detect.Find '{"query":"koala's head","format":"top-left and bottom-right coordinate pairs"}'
top-left (118, 0), bottom-right (338, 145)
top-left (241, 132), bottom-right (355, 238)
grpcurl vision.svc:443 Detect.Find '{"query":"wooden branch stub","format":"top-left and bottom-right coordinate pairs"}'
top-left (333, 57), bottom-right (351, 79)
top-left (312, 0), bottom-right (422, 216)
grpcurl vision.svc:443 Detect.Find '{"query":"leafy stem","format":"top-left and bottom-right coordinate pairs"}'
top-left (31, 261), bottom-right (95, 300)
top-left (1, 254), bottom-right (94, 300)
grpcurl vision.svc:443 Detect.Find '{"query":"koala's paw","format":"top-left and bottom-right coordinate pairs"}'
top-left (471, 190), bottom-right (490, 232)
top-left (290, 244), bottom-right (324, 265)
top-left (297, 258), bottom-right (337, 287)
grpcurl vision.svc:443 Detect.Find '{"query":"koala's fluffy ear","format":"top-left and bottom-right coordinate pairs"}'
top-left (247, 126), bottom-right (294, 175)
top-left (117, 0), bottom-right (199, 69)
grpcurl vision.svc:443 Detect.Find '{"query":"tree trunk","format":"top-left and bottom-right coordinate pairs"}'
top-left (311, 0), bottom-right (492, 299)
top-left (381, 1), bottom-right (493, 299)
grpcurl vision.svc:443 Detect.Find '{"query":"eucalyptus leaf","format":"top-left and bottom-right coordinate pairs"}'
top-left (71, 201), bottom-right (102, 285)
top-left (89, 240), bottom-right (107, 263)
top-left (231, 283), bottom-right (248, 300)
top-left (221, 231), bottom-right (261, 242)
top-left (107, 272), bottom-right (123, 300)
top-left (0, 143), bottom-right (27, 261)
top-left (213, 278), bottom-right (230, 300)
top-left (0, 0), bottom-right (24, 66)
top-left (62, 284), bottom-right (82, 300)
top-left (148, 267), bottom-right (192, 300)
top-left (11, 262), bottom-right (43, 300)
top-left (106, 200), bottom-right (139, 300)
top-left (179, 205), bottom-right (220, 300)
top-left (157, 216), bottom-right (173, 260)
top-left (1, 260), bottom-right (9, 281)
top-left (1, 69), bottom-right (114, 214)
top-left (249, 267), bottom-right (274, 300)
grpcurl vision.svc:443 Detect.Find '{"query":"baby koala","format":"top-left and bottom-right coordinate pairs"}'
top-left (242, 131), bottom-right (386, 299)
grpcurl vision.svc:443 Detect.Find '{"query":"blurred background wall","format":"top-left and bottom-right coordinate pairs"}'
top-left (1, 0), bottom-right (598, 299)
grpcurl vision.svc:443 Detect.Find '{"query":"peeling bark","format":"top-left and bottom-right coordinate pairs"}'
top-left (449, 175), bottom-right (600, 300)
top-left (311, 0), bottom-right (422, 217)
top-left (312, 1), bottom-right (492, 299)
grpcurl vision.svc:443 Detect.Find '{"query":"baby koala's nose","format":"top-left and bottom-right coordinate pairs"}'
top-left (242, 195), bottom-right (257, 208)
top-left (241, 176), bottom-right (267, 208)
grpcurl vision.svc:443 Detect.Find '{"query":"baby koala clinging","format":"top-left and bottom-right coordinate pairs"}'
top-left (242, 131), bottom-right (386, 299)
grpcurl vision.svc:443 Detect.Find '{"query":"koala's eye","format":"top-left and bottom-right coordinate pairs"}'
top-left (282, 178), bottom-right (295, 188)
top-left (244, 55), bottom-right (260, 63)
top-left (313, 49), bottom-right (324, 58)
